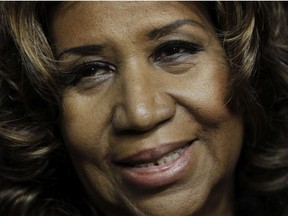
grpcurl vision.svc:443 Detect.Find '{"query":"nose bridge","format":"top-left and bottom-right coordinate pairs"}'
top-left (113, 58), bottom-right (175, 131)
top-left (126, 66), bottom-right (155, 124)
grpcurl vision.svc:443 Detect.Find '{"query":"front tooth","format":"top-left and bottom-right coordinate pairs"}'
top-left (176, 148), bottom-right (184, 155)
top-left (164, 155), bottom-right (173, 163)
top-left (147, 163), bottom-right (154, 167)
top-left (171, 152), bottom-right (179, 160)
top-left (157, 158), bottom-right (166, 165)
top-left (135, 147), bottom-right (186, 168)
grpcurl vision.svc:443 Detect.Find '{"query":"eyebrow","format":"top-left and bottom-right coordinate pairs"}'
top-left (56, 44), bottom-right (104, 60)
top-left (147, 19), bottom-right (206, 40)
top-left (56, 19), bottom-right (206, 60)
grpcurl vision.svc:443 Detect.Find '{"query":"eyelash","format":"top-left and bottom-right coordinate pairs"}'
top-left (151, 40), bottom-right (203, 63)
top-left (66, 61), bottom-right (116, 86)
top-left (63, 40), bottom-right (203, 86)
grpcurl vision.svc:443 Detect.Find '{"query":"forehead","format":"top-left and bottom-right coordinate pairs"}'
top-left (49, 2), bottom-right (213, 50)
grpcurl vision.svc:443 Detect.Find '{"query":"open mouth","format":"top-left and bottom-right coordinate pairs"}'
top-left (123, 144), bottom-right (189, 168)
top-left (113, 140), bottom-right (196, 189)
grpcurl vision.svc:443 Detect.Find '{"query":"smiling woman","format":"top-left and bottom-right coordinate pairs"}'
top-left (0, 2), bottom-right (287, 216)
top-left (53, 3), bottom-right (243, 216)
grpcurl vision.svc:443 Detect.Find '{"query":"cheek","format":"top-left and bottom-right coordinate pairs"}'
top-left (211, 116), bottom-right (243, 170)
top-left (194, 63), bottom-right (230, 109)
top-left (60, 92), bottom-right (110, 163)
top-left (168, 60), bottom-right (243, 172)
top-left (60, 94), bottom-right (119, 202)
top-left (167, 60), bottom-right (231, 120)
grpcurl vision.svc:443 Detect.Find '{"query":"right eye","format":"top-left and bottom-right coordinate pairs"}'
top-left (68, 61), bottom-right (116, 86)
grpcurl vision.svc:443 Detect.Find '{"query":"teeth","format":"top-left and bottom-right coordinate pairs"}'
top-left (134, 147), bottom-right (186, 168)
top-left (171, 153), bottom-right (179, 160)
top-left (164, 155), bottom-right (173, 163)
top-left (157, 158), bottom-right (166, 166)
top-left (147, 163), bottom-right (154, 167)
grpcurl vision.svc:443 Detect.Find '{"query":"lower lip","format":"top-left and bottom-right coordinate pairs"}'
top-left (115, 142), bottom-right (194, 189)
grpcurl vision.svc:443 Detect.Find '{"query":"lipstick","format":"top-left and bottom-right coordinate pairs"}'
top-left (113, 140), bottom-right (195, 189)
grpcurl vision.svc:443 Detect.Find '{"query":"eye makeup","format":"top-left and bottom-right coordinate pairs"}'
top-left (59, 60), bottom-right (116, 87)
top-left (151, 40), bottom-right (203, 63)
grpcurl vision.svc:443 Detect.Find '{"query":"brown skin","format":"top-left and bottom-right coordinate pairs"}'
top-left (50, 2), bottom-right (243, 216)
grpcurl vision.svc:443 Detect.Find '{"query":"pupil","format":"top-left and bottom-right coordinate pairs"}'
top-left (83, 67), bottom-right (96, 77)
top-left (166, 47), bottom-right (180, 56)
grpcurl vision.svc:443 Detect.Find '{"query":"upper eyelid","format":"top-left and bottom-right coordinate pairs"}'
top-left (71, 60), bottom-right (116, 72)
top-left (154, 40), bottom-right (203, 50)
top-left (57, 56), bottom-right (106, 71)
top-left (143, 31), bottom-right (209, 59)
top-left (56, 45), bottom-right (104, 60)
top-left (151, 40), bottom-right (203, 57)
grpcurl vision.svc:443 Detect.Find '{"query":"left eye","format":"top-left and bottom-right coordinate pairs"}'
top-left (152, 40), bottom-right (203, 62)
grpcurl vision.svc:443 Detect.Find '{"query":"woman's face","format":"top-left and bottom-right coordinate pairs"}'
top-left (51, 2), bottom-right (243, 216)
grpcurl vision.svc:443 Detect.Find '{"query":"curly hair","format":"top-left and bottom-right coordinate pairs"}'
top-left (0, 2), bottom-right (287, 216)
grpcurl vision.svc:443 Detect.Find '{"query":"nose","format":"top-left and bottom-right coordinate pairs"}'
top-left (112, 61), bottom-right (175, 133)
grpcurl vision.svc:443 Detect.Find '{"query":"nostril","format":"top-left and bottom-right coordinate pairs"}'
top-left (112, 104), bottom-right (175, 134)
top-left (112, 92), bottom-right (176, 133)
top-left (113, 118), bottom-right (172, 136)
top-left (112, 108), bottom-right (159, 133)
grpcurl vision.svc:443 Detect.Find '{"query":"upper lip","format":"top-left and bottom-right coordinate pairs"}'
top-left (112, 140), bottom-right (194, 166)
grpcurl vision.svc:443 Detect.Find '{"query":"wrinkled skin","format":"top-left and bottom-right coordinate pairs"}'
top-left (50, 2), bottom-right (243, 216)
